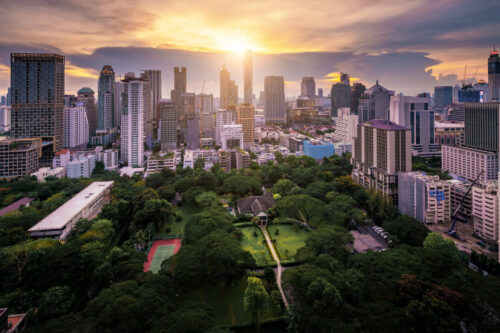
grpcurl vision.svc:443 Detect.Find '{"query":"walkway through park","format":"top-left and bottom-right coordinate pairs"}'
top-left (260, 225), bottom-right (289, 309)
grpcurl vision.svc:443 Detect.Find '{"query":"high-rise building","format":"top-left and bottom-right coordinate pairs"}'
top-left (171, 67), bottom-right (187, 121)
top-left (474, 80), bottom-right (489, 102)
top-left (237, 103), bottom-right (255, 148)
top-left (318, 88), bottom-right (323, 98)
top-left (350, 83), bottom-right (366, 116)
top-left (243, 50), bottom-right (253, 104)
top-left (471, 181), bottom-right (498, 242)
top-left (398, 172), bottom-right (451, 224)
top-left (196, 93), bottom-right (213, 114)
top-left (488, 47), bottom-right (500, 101)
top-left (140, 72), bottom-right (155, 138)
top-left (77, 87), bottom-right (96, 136)
top-left (187, 114), bottom-right (200, 149)
top-left (66, 155), bottom-right (96, 178)
top-left (333, 107), bottom-right (358, 143)
top-left (358, 80), bottom-right (394, 123)
top-left (142, 70), bottom-right (162, 131)
top-left (97, 65), bottom-right (115, 131)
top-left (11, 53), bottom-right (65, 151)
top-left (301, 77), bottom-right (316, 98)
top-left (448, 103), bottom-right (465, 122)
top-left (63, 104), bottom-right (89, 149)
top-left (264, 76), bottom-right (285, 124)
top-left (220, 65), bottom-right (231, 109)
top-left (0, 106), bottom-right (10, 132)
top-left (442, 145), bottom-right (498, 182)
top-left (464, 102), bottom-right (500, 152)
top-left (221, 123), bottom-right (244, 149)
top-left (6, 87), bottom-right (11, 106)
top-left (389, 94), bottom-right (437, 154)
top-left (330, 73), bottom-right (351, 118)
top-left (120, 75), bottom-right (145, 167)
top-left (159, 100), bottom-right (177, 150)
top-left (434, 86), bottom-right (453, 106)
top-left (229, 80), bottom-right (238, 106)
top-left (216, 109), bottom-right (235, 146)
top-left (114, 82), bottom-right (122, 129)
top-left (0, 138), bottom-right (41, 179)
top-left (351, 119), bottom-right (411, 205)
top-left (458, 85), bottom-right (480, 103)
top-left (0, 96), bottom-right (6, 105)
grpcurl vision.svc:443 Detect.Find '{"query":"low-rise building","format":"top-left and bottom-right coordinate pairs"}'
top-left (97, 149), bottom-right (119, 169)
top-left (334, 142), bottom-right (352, 156)
top-left (66, 155), bottom-right (96, 178)
top-left (28, 181), bottom-right (114, 240)
top-left (31, 167), bottom-right (66, 182)
top-left (183, 149), bottom-right (219, 169)
top-left (218, 149), bottom-right (250, 171)
top-left (145, 151), bottom-right (180, 176)
top-left (398, 172), bottom-right (451, 224)
top-left (442, 145), bottom-right (498, 182)
top-left (434, 121), bottom-right (464, 147)
top-left (303, 139), bottom-right (335, 159)
top-left (471, 181), bottom-right (498, 242)
top-left (447, 179), bottom-right (473, 223)
top-left (0, 197), bottom-right (34, 217)
top-left (0, 138), bottom-right (41, 179)
top-left (221, 123), bottom-right (244, 149)
top-left (237, 192), bottom-right (275, 224)
top-left (52, 149), bottom-right (72, 169)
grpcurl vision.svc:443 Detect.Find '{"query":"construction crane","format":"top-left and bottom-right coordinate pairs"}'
top-left (447, 170), bottom-right (484, 241)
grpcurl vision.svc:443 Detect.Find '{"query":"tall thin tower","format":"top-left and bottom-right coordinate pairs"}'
top-left (243, 50), bottom-right (253, 104)
top-left (488, 45), bottom-right (500, 101)
top-left (97, 65), bottom-right (115, 131)
top-left (220, 65), bottom-right (230, 109)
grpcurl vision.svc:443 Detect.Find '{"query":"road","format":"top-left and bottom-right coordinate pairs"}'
top-left (260, 225), bottom-right (289, 309)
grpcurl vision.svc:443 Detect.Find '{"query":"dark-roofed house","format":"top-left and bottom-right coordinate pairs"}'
top-left (0, 198), bottom-right (34, 217)
top-left (237, 192), bottom-right (275, 225)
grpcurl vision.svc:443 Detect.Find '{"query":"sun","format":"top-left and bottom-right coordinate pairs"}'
top-left (216, 35), bottom-right (254, 55)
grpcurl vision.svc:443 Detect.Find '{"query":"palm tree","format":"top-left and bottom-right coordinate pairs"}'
top-left (134, 230), bottom-right (147, 251)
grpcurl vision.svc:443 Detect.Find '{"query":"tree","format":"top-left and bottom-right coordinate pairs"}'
top-left (38, 286), bottom-right (74, 320)
top-left (244, 276), bottom-right (269, 332)
top-left (221, 175), bottom-right (262, 197)
top-left (275, 194), bottom-right (325, 226)
top-left (194, 191), bottom-right (218, 209)
top-left (272, 179), bottom-right (299, 197)
top-left (194, 158), bottom-right (206, 170)
top-left (384, 215), bottom-right (430, 246)
top-left (134, 199), bottom-right (173, 231)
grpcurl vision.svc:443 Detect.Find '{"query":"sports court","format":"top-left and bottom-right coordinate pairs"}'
top-left (143, 238), bottom-right (182, 273)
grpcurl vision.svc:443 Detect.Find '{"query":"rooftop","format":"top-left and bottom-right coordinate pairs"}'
top-left (77, 87), bottom-right (94, 94)
top-left (28, 181), bottom-right (114, 232)
top-left (0, 197), bottom-right (34, 217)
top-left (364, 119), bottom-right (408, 131)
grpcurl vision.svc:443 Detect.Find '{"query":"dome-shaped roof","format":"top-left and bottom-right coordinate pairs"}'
top-left (77, 87), bottom-right (94, 94)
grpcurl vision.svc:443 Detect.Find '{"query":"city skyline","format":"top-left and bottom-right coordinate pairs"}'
top-left (0, 0), bottom-right (499, 97)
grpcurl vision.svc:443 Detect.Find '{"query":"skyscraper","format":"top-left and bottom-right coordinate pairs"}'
top-left (229, 80), bottom-right (238, 106)
top-left (77, 87), bottom-right (96, 136)
top-left (187, 114), bottom-right (200, 149)
top-left (159, 100), bottom-right (177, 150)
top-left (488, 47), bottom-right (500, 101)
top-left (318, 88), bottom-right (323, 98)
top-left (264, 76), bottom-right (285, 124)
top-left (11, 53), bottom-right (65, 151)
top-left (434, 86), bottom-right (453, 106)
top-left (142, 69), bottom-right (162, 131)
top-left (243, 50), bottom-right (253, 104)
top-left (97, 65), bottom-right (115, 131)
top-left (301, 77), bottom-right (316, 98)
top-left (63, 103), bottom-right (89, 149)
top-left (216, 109), bottom-right (235, 146)
top-left (464, 102), bottom-right (500, 152)
top-left (331, 83), bottom-right (350, 118)
top-left (350, 83), bottom-right (366, 116)
top-left (389, 94), bottom-right (437, 154)
top-left (358, 80), bottom-right (394, 122)
top-left (237, 103), bottom-right (255, 148)
top-left (114, 82), bottom-right (122, 129)
top-left (140, 71), bottom-right (154, 138)
top-left (220, 65), bottom-right (230, 109)
top-left (120, 75), bottom-right (145, 167)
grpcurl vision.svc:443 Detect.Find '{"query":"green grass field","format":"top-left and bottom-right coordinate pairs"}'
top-left (160, 205), bottom-right (201, 236)
top-left (267, 224), bottom-right (309, 260)
top-left (149, 245), bottom-right (175, 273)
top-left (239, 226), bottom-right (275, 266)
top-left (183, 279), bottom-right (279, 325)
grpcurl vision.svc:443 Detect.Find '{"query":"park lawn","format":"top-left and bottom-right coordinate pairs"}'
top-left (183, 279), bottom-right (278, 326)
top-left (238, 226), bottom-right (275, 266)
top-left (267, 224), bottom-right (309, 261)
top-left (161, 205), bottom-right (201, 236)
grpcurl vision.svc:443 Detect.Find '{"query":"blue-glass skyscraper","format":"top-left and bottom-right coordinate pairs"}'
top-left (11, 53), bottom-right (65, 150)
top-left (434, 86), bottom-right (453, 106)
top-left (97, 65), bottom-right (115, 131)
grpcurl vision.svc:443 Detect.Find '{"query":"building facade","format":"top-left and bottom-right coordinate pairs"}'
top-left (464, 102), bottom-right (499, 153)
top-left (0, 138), bottom-right (41, 179)
top-left (264, 76), bottom-right (285, 124)
top-left (333, 107), bottom-right (358, 143)
top-left (66, 155), bottom-right (96, 178)
top-left (301, 77), bottom-right (316, 98)
top-left (63, 104), bottom-right (89, 149)
top-left (159, 100), bottom-right (177, 150)
top-left (11, 53), bottom-right (65, 151)
top-left (237, 104), bottom-right (255, 148)
top-left (77, 87), bottom-right (96, 136)
top-left (398, 172), bottom-right (451, 224)
top-left (303, 140), bottom-right (335, 159)
top-left (142, 69), bottom-right (161, 131)
top-left (442, 145), bottom-right (498, 182)
top-left (0, 106), bottom-right (10, 132)
top-left (243, 50), bottom-right (253, 104)
top-left (488, 48), bottom-right (500, 101)
top-left (97, 65), bottom-right (115, 131)
top-left (121, 76), bottom-right (145, 167)
top-left (331, 79), bottom-right (350, 118)
top-left (221, 123), bottom-right (244, 149)
top-left (434, 86), bottom-right (453, 106)
top-left (215, 109), bottom-right (235, 146)
top-left (471, 181), bottom-right (498, 242)
top-left (352, 119), bottom-right (411, 205)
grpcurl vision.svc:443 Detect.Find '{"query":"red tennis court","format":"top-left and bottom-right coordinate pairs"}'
top-left (143, 238), bottom-right (182, 272)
